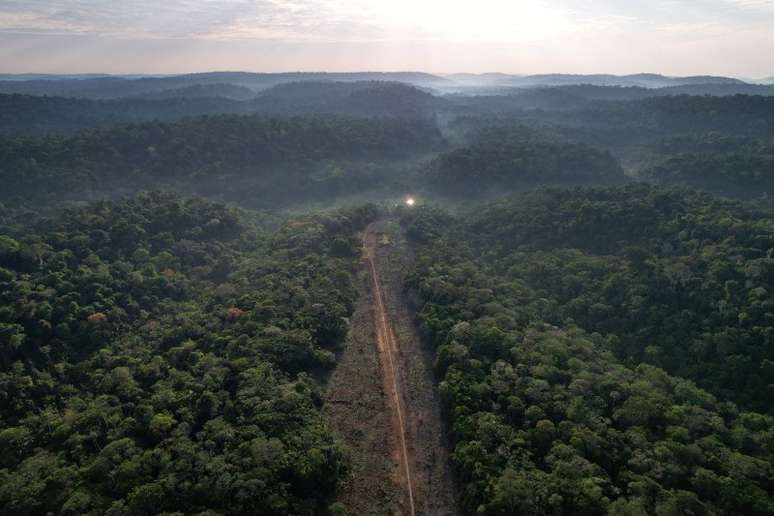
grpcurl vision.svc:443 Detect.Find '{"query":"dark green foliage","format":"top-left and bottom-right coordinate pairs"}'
top-left (0, 113), bottom-right (444, 205)
top-left (506, 95), bottom-right (774, 136)
top-left (0, 81), bottom-right (443, 136)
top-left (252, 81), bottom-right (446, 118)
top-left (448, 95), bottom-right (774, 164)
top-left (5, 86), bottom-right (774, 199)
top-left (461, 187), bottom-right (774, 411)
top-left (3, 77), bottom-right (774, 516)
top-left (136, 83), bottom-right (257, 101)
top-left (402, 188), bottom-right (774, 514)
top-left (424, 127), bottom-right (625, 195)
top-left (0, 192), bottom-right (379, 514)
top-left (643, 137), bottom-right (774, 194)
top-left (0, 93), bottom-right (248, 136)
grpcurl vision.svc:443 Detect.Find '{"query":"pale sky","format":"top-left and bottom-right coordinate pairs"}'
top-left (0, 0), bottom-right (773, 77)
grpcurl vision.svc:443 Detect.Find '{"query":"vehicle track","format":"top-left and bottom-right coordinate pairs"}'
top-left (364, 228), bottom-right (416, 516)
top-left (325, 220), bottom-right (456, 515)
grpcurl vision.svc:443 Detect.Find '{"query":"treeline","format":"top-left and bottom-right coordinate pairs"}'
top-left (0, 192), bottom-right (380, 514)
top-left (401, 186), bottom-right (774, 514)
top-left (0, 114), bottom-right (444, 206)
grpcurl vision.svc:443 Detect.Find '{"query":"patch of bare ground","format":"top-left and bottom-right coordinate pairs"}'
top-left (323, 220), bottom-right (457, 515)
top-left (370, 220), bottom-right (458, 516)
top-left (323, 262), bottom-right (404, 515)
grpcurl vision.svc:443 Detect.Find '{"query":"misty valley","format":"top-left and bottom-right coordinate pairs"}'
top-left (1, 72), bottom-right (774, 515)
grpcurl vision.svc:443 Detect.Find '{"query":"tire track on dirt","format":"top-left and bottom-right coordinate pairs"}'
top-left (325, 220), bottom-right (456, 515)
top-left (364, 228), bottom-right (416, 516)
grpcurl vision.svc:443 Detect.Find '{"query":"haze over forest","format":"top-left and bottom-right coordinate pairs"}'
top-left (2, 1), bottom-right (774, 516)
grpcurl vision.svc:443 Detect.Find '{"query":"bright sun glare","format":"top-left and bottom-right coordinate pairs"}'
top-left (356, 0), bottom-right (567, 41)
top-left (406, 197), bottom-right (416, 207)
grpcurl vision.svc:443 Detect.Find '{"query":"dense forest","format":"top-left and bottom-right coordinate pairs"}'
top-left (401, 188), bottom-right (774, 514)
top-left (0, 114), bottom-right (443, 206)
top-left (135, 83), bottom-right (257, 101)
top-left (0, 72), bottom-right (450, 99)
top-left (2, 72), bottom-right (774, 515)
top-left (4, 78), bottom-right (774, 198)
top-left (446, 95), bottom-right (774, 196)
top-left (642, 138), bottom-right (774, 194)
top-left (0, 192), bottom-right (379, 514)
top-left (0, 82), bottom-right (442, 136)
top-left (0, 94), bottom-right (246, 136)
top-left (423, 127), bottom-right (625, 195)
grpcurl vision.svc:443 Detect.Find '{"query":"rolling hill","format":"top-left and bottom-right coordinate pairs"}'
top-left (0, 72), bottom-right (450, 99)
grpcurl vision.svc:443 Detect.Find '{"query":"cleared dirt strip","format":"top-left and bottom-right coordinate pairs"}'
top-left (364, 228), bottom-right (416, 516)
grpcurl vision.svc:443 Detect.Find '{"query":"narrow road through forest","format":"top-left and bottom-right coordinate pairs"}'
top-left (324, 220), bottom-right (457, 515)
top-left (363, 226), bottom-right (416, 516)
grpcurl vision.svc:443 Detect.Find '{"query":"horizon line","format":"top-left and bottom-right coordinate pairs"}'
top-left (0, 70), bottom-right (770, 80)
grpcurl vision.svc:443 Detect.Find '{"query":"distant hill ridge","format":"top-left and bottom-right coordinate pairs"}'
top-left (0, 71), bottom-right (450, 99)
top-left (445, 72), bottom-right (746, 88)
top-left (0, 81), bottom-right (442, 135)
top-left (506, 83), bottom-right (774, 103)
top-left (0, 71), bottom-right (752, 99)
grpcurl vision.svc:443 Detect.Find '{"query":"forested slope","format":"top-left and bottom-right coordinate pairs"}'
top-left (0, 94), bottom-right (247, 136)
top-left (401, 187), bottom-right (774, 514)
top-left (135, 83), bottom-right (257, 101)
top-left (0, 72), bottom-right (449, 99)
top-left (251, 81), bottom-right (445, 118)
top-left (0, 114), bottom-right (444, 206)
top-left (423, 127), bottom-right (625, 195)
top-left (0, 82), bottom-right (441, 136)
top-left (642, 137), bottom-right (774, 194)
top-left (0, 192), bottom-right (379, 514)
top-left (450, 95), bottom-right (774, 145)
top-left (448, 95), bottom-right (774, 196)
top-left (2, 73), bottom-right (774, 516)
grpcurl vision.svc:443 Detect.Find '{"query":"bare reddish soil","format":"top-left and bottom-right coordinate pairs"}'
top-left (324, 220), bottom-right (457, 515)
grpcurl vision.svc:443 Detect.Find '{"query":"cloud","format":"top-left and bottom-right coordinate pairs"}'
top-left (203, 1), bottom-right (384, 42)
top-left (0, 0), bottom-right (394, 41)
top-left (724, 0), bottom-right (774, 9)
top-left (7, 0), bottom-right (574, 43)
top-left (0, 0), bottom-right (268, 38)
top-left (1, 0), bottom-right (772, 43)
top-left (0, 0), bottom-right (772, 76)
